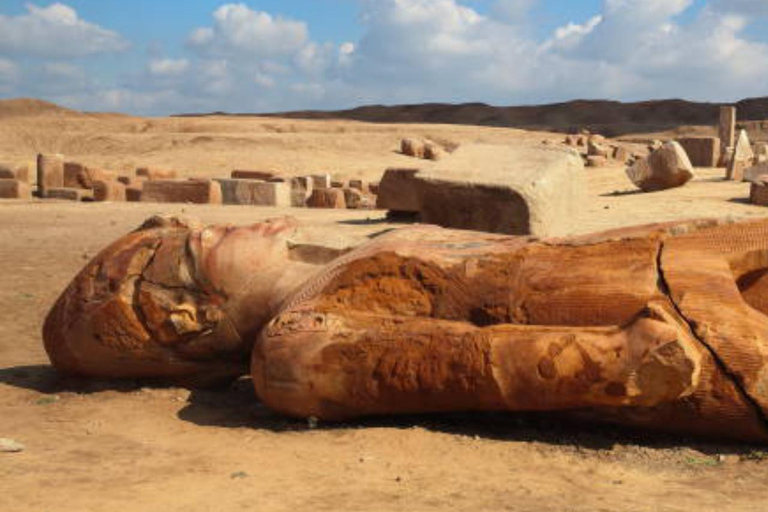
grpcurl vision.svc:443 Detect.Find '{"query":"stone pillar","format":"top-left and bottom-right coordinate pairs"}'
top-left (719, 106), bottom-right (736, 166)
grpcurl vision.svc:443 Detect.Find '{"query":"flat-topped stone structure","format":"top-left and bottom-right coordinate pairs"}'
top-left (377, 142), bottom-right (585, 236)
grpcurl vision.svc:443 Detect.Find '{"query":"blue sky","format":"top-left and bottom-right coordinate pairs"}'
top-left (1, 1), bottom-right (767, 115)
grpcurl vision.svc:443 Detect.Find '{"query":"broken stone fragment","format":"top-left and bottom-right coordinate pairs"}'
top-left (626, 141), bottom-right (694, 192)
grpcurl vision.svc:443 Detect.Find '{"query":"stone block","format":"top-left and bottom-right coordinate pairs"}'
top-left (141, 179), bottom-right (222, 204)
top-left (64, 163), bottom-right (117, 189)
top-left (719, 106), bottom-right (737, 158)
top-left (626, 141), bottom-right (694, 192)
top-left (0, 179), bottom-right (31, 199)
top-left (343, 188), bottom-right (375, 210)
top-left (750, 177), bottom-right (768, 206)
top-left (727, 129), bottom-right (754, 181)
top-left (37, 154), bottom-right (64, 197)
top-left (215, 179), bottom-right (291, 206)
top-left (676, 137), bottom-right (721, 168)
top-left (93, 180), bottom-right (126, 202)
top-left (586, 155), bottom-right (608, 168)
top-left (306, 188), bottom-right (346, 209)
top-left (378, 143), bottom-right (586, 236)
top-left (311, 174), bottom-right (331, 189)
top-left (0, 164), bottom-right (29, 182)
top-left (348, 179), bottom-right (369, 192)
top-left (126, 187), bottom-right (142, 202)
top-left (46, 187), bottom-right (94, 201)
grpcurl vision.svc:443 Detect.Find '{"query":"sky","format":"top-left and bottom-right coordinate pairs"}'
top-left (1, 0), bottom-right (768, 116)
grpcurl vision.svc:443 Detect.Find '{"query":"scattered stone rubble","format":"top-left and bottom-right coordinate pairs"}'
top-left (0, 154), bottom-right (377, 210)
top-left (562, 132), bottom-right (633, 167)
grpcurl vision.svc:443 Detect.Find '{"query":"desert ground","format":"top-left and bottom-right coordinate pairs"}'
top-left (2, 100), bottom-right (768, 511)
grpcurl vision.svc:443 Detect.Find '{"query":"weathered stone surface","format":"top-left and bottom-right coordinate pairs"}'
top-left (0, 179), bottom-right (31, 199)
top-left (719, 105), bottom-right (737, 161)
top-left (377, 143), bottom-right (585, 237)
top-left (47, 187), bottom-right (94, 201)
top-left (676, 137), bottom-right (721, 168)
top-left (141, 179), bottom-right (222, 204)
top-left (126, 186), bottom-right (143, 202)
top-left (586, 155), bottom-right (608, 168)
top-left (290, 176), bottom-right (313, 207)
top-left (250, 219), bottom-right (768, 442)
top-left (93, 180), bottom-right (126, 202)
top-left (348, 179), bottom-right (369, 192)
top-left (612, 146), bottom-right (630, 163)
top-left (343, 187), bottom-right (375, 210)
top-left (310, 174), bottom-right (331, 189)
top-left (0, 438), bottom-right (24, 453)
top-left (306, 188), bottom-right (346, 209)
top-left (424, 142), bottom-right (444, 161)
top-left (588, 140), bottom-right (610, 158)
top-left (626, 141), bottom-right (694, 192)
top-left (216, 179), bottom-right (291, 206)
top-left (64, 163), bottom-right (117, 189)
top-left (136, 167), bottom-right (177, 180)
top-left (43, 216), bottom-right (324, 386)
top-left (231, 170), bottom-right (277, 181)
top-left (750, 176), bottom-right (768, 206)
top-left (727, 129), bottom-right (755, 181)
top-left (331, 180), bottom-right (345, 189)
top-left (0, 164), bottom-right (29, 182)
top-left (744, 162), bottom-right (768, 183)
top-left (37, 154), bottom-right (64, 197)
top-left (401, 138), bottom-right (426, 158)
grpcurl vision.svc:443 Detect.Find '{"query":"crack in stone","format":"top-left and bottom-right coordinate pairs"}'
top-left (655, 239), bottom-right (768, 433)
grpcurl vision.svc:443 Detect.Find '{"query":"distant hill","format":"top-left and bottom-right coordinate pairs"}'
top-left (0, 98), bottom-right (78, 118)
top-left (253, 97), bottom-right (768, 137)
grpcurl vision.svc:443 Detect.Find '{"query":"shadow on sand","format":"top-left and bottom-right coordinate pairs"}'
top-left (1, 364), bottom-right (762, 455)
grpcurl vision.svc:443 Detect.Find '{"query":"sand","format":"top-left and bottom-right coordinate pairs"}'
top-left (2, 103), bottom-right (768, 512)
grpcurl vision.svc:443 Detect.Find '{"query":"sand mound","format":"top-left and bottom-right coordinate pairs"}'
top-left (0, 98), bottom-right (80, 118)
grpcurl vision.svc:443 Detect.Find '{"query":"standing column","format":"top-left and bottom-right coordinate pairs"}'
top-left (719, 105), bottom-right (737, 167)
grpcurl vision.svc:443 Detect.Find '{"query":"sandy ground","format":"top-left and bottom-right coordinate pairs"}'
top-left (2, 109), bottom-right (768, 512)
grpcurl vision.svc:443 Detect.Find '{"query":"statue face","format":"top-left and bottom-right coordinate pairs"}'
top-left (43, 216), bottom-right (301, 385)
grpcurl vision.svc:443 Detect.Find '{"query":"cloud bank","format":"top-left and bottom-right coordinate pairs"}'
top-left (1, 1), bottom-right (768, 115)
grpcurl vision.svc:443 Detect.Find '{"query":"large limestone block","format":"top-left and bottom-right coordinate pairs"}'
top-left (36, 154), bottom-right (64, 197)
top-left (216, 179), bottom-right (291, 206)
top-left (377, 143), bottom-right (585, 237)
top-left (676, 137), bottom-right (721, 168)
top-left (750, 177), bottom-right (768, 206)
top-left (63, 163), bottom-right (117, 189)
top-left (0, 164), bottom-right (29, 182)
top-left (744, 162), bottom-right (768, 183)
top-left (728, 129), bottom-right (755, 181)
top-left (290, 176), bottom-right (313, 207)
top-left (93, 180), bottom-right (127, 202)
top-left (306, 188), bottom-right (346, 209)
top-left (141, 179), bottom-right (222, 204)
top-left (0, 179), bottom-right (31, 199)
top-left (626, 141), bottom-right (694, 192)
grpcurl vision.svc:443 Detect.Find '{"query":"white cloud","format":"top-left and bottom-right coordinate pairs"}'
top-left (148, 58), bottom-right (190, 77)
top-left (5, 0), bottom-right (768, 116)
top-left (188, 3), bottom-right (308, 57)
top-left (0, 3), bottom-right (128, 58)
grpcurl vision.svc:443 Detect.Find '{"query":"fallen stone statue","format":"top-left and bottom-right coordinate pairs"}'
top-left (44, 215), bottom-right (768, 443)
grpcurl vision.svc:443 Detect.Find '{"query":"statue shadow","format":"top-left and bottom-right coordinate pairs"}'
top-left (0, 364), bottom-right (176, 394)
top-left (2, 365), bottom-right (760, 455)
top-left (176, 379), bottom-right (762, 456)
top-left (600, 190), bottom-right (643, 197)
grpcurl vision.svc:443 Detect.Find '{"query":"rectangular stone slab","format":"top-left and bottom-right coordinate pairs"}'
top-left (0, 179), bottom-right (32, 199)
top-left (141, 179), bottom-right (222, 204)
top-left (377, 143), bottom-right (585, 237)
top-left (676, 137), bottom-right (720, 168)
top-left (215, 179), bottom-right (290, 206)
